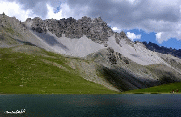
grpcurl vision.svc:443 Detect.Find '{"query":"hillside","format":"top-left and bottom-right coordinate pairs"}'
top-left (0, 45), bottom-right (119, 94)
top-left (0, 13), bottom-right (181, 94)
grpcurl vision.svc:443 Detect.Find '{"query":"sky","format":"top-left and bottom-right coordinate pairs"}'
top-left (0, 0), bottom-right (181, 49)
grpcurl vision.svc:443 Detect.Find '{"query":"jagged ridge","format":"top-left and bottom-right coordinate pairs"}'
top-left (27, 16), bottom-right (117, 45)
top-left (143, 41), bottom-right (181, 58)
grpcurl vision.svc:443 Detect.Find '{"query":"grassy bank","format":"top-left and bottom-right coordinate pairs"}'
top-left (123, 82), bottom-right (181, 94)
top-left (0, 46), bottom-right (118, 94)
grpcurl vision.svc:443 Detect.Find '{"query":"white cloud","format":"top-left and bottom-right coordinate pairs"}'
top-left (46, 2), bottom-right (88, 20)
top-left (46, 4), bottom-right (63, 19)
top-left (59, 3), bottom-right (76, 19)
top-left (127, 0), bottom-right (135, 3)
top-left (126, 32), bottom-right (141, 41)
top-left (155, 20), bottom-right (181, 44)
top-left (67, 0), bottom-right (181, 44)
top-left (0, 1), bottom-right (37, 21)
top-left (1, 0), bottom-right (181, 45)
top-left (127, 0), bottom-right (139, 4)
top-left (112, 27), bottom-right (122, 32)
top-left (46, 3), bottom-right (75, 20)
top-left (113, 0), bottom-right (139, 4)
top-left (156, 32), bottom-right (162, 43)
top-left (155, 30), bottom-right (181, 44)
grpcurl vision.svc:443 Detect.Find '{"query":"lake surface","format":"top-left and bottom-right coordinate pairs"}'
top-left (0, 94), bottom-right (181, 117)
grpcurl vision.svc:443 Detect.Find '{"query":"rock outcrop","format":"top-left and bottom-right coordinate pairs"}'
top-left (107, 47), bottom-right (117, 64)
top-left (28, 16), bottom-right (114, 44)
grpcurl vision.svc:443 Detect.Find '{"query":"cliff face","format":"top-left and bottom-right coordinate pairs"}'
top-left (28, 16), bottom-right (114, 45)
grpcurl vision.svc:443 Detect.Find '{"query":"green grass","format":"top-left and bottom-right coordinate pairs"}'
top-left (0, 46), bottom-right (118, 94)
top-left (124, 82), bottom-right (181, 94)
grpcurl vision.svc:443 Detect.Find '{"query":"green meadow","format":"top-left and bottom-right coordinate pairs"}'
top-left (124, 82), bottom-right (181, 94)
top-left (0, 45), bottom-right (118, 94)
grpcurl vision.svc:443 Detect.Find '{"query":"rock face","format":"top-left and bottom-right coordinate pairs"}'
top-left (28, 16), bottom-right (114, 44)
top-left (115, 31), bottom-right (132, 47)
top-left (27, 16), bottom-right (132, 48)
top-left (31, 17), bottom-right (47, 33)
top-left (107, 47), bottom-right (117, 64)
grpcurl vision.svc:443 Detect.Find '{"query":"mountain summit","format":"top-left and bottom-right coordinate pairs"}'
top-left (1, 14), bottom-right (181, 92)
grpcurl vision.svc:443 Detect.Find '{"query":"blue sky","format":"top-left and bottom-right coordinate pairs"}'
top-left (54, 6), bottom-right (60, 13)
top-left (125, 29), bottom-right (181, 49)
top-left (0, 0), bottom-right (181, 49)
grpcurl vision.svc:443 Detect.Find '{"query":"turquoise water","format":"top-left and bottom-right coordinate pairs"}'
top-left (0, 94), bottom-right (181, 117)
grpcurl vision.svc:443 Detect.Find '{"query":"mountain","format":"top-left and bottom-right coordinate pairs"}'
top-left (143, 41), bottom-right (181, 58)
top-left (0, 13), bottom-right (181, 93)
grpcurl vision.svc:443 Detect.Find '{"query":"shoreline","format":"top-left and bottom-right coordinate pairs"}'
top-left (122, 92), bottom-right (181, 94)
top-left (1, 92), bottom-right (181, 95)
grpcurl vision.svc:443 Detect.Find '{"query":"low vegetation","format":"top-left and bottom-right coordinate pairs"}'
top-left (0, 45), bottom-right (118, 94)
top-left (124, 82), bottom-right (181, 94)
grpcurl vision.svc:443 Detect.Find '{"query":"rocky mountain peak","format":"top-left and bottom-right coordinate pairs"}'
top-left (120, 31), bottom-right (127, 38)
top-left (24, 16), bottom-right (136, 48)
top-left (27, 16), bottom-right (114, 44)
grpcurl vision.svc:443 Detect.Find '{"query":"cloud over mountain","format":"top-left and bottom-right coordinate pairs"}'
top-left (127, 32), bottom-right (141, 41)
top-left (1, 0), bottom-right (181, 44)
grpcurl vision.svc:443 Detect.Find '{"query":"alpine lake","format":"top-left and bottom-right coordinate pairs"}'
top-left (0, 94), bottom-right (181, 117)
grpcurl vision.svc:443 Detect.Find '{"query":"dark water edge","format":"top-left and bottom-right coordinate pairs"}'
top-left (0, 94), bottom-right (181, 117)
